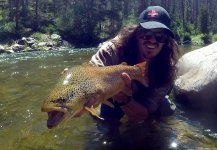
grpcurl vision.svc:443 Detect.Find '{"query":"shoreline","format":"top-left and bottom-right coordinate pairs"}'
top-left (0, 33), bottom-right (72, 54)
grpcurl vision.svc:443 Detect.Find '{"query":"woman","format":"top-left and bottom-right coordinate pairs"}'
top-left (82, 6), bottom-right (179, 124)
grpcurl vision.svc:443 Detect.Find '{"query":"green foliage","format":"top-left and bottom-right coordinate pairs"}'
top-left (0, 22), bottom-right (17, 43)
top-left (199, 5), bottom-right (210, 34)
top-left (31, 32), bottom-right (48, 42)
top-left (122, 13), bottom-right (137, 26)
top-left (0, 22), bottom-right (16, 33)
top-left (98, 32), bottom-right (110, 40)
top-left (183, 33), bottom-right (191, 43)
top-left (201, 34), bottom-right (212, 44)
top-left (191, 34), bottom-right (204, 44)
top-left (184, 22), bottom-right (198, 35)
top-left (40, 25), bottom-right (58, 34)
top-left (175, 27), bottom-right (184, 39)
top-left (212, 34), bottom-right (217, 42)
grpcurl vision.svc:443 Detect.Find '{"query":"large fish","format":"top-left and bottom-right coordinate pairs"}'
top-left (41, 62), bottom-right (148, 128)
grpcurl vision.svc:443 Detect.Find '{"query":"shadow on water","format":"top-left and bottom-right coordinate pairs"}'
top-left (0, 46), bottom-right (217, 150)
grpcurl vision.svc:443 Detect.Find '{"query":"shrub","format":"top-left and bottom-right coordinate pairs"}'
top-left (201, 34), bottom-right (212, 44)
top-left (212, 34), bottom-right (217, 42)
top-left (0, 22), bottom-right (16, 33)
top-left (191, 34), bottom-right (204, 45)
top-left (31, 32), bottom-right (48, 42)
top-left (183, 33), bottom-right (191, 44)
top-left (40, 25), bottom-right (58, 34)
top-left (0, 22), bottom-right (17, 43)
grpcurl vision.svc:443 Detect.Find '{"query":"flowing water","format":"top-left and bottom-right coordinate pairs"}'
top-left (0, 46), bottom-right (217, 150)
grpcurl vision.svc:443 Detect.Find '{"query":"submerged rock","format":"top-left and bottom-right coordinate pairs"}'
top-left (174, 42), bottom-right (217, 112)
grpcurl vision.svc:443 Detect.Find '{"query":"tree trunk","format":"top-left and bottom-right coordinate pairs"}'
top-left (15, 0), bottom-right (20, 34)
top-left (34, 0), bottom-right (38, 30)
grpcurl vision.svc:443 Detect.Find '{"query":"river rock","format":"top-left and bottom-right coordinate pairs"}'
top-left (11, 44), bottom-right (25, 52)
top-left (46, 41), bottom-right (53, 47)
top-left (38, 42), bottom-right (47, 47)
top-left (17, 37), bottom-right (36, 46)
top-left (6, 50), bottom-right (15, 53)
top-left (174, 42), bottom-right (217, 112)
top-left (0, 44), bottom-right (5, 50)
top-left (50, 34), bottom-right (61, 40)
top-left (0, 45), bottom-right (5, 53)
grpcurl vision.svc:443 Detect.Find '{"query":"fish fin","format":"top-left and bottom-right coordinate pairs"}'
top-left (84, 106), bottom-right (104, 120)
top-left (103, 100), bottom-right (114, 108)
top-left (93, 103), bottom-right (100, 110)
top-left (93, 99), bottom-right (114, 109)
top-left (121, 62), bottom-right (128, 65)
top-left (135, 61), bottom-right (149, 87)
top-left (82, 62), bottom-right (98, 67)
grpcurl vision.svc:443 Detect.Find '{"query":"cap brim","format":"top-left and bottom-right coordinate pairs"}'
top-left (140, 21), bottom-right (174, 38)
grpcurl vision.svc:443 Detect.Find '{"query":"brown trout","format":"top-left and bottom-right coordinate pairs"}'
top-left (41, 62), bottom-right (148, 128)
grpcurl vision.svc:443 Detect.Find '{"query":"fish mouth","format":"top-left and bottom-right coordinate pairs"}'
top-left (41, 106), bottom-right (70, 129)
top-left (47, 111), bottom-right (67, 129)
top-left (42, 105), bottom-right (83, 128)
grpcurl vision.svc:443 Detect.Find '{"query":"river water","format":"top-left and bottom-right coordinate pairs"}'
top-left (0, 46), bottom-right (216, 150)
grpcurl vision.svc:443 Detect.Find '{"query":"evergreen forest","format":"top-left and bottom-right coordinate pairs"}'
top-left (0, 0), bottom-right (216, 47)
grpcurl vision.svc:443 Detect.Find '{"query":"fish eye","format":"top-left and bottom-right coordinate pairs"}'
top-left (57, 96), bottom-right (67, 103)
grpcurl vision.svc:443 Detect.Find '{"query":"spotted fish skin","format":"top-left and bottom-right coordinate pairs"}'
top-left (41, 62), bottom-right (148, 128)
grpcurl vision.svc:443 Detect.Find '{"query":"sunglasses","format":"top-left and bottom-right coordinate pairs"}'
top-left (138, 29), bottom-right (169, 43)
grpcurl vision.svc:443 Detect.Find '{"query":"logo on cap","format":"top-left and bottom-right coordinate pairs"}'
top-left (148, 10), bottom-right (158, 18)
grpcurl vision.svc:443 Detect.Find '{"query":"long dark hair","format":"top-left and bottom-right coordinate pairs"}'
top-left (111, 25), bottom-right (139, 65)
top-left (111, 24), bottom-right (180, 88)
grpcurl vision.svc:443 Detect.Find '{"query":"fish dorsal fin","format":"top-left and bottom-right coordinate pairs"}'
top-left (135, 61), bottom-right (149, 87)
top-left (121, 62), bottom-right (128, 65)
top-left (82, 62), bottom-right (94, 66)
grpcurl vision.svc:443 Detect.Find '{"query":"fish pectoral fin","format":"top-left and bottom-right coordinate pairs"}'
top-left (135, 61), bottom-right (148, 77)
top-left (135, 61), bottom-right (149, 87)
top-left (84, 106), bottom-right (104, 120)
top-left (103, 100), bottom-right (114, 108)
top-left (93, 103), bottom-right (101, 111)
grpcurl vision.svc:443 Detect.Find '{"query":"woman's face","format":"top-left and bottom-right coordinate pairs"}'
top-left (137, 28), bottom-right (168, 62)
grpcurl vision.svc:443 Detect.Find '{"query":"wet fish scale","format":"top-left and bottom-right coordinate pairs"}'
top-left (41, 62), bottom-right (148, 128)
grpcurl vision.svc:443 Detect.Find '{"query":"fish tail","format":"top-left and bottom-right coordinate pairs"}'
top-left (135, 61), bottom-right (149, 87)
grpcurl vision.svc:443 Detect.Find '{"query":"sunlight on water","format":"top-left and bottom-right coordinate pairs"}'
top-left (0, 46), bottom-right (217, 150)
